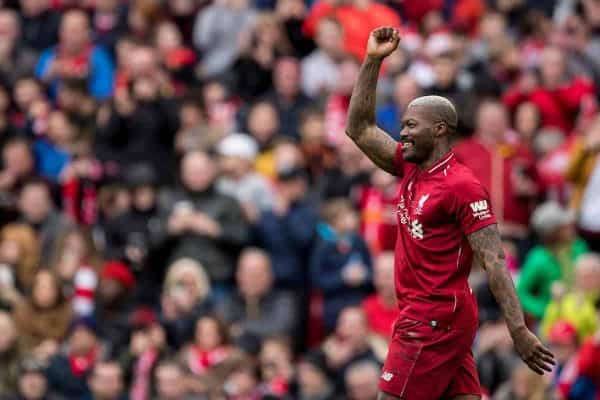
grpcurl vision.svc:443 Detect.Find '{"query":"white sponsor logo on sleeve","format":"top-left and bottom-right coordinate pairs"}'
top-left (470, 200), bottom-right (491, 220)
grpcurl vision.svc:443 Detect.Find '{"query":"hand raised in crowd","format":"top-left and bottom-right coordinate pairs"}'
top-left (366, 26), bottom-right (400, 60)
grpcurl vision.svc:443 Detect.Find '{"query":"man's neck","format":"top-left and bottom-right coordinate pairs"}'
top-left (417, 144), bottom-right (451, 171)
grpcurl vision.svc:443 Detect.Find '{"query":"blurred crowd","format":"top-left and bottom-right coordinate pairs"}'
top-left (0, 0), bottom-right (600, 398)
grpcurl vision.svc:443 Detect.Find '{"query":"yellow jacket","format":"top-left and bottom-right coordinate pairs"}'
top-left (541, 291), bottom-right (599, 342)
top-left (565, 138), bottom-right (600, 211)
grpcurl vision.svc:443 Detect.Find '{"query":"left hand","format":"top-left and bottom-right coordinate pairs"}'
top-left (512, 327), bottom-right (555, 374)
top-left (189, 212), bottom-right (221, 237)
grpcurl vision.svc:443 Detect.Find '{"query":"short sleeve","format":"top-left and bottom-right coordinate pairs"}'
top-left (447, 175), bottom-right (497, 235)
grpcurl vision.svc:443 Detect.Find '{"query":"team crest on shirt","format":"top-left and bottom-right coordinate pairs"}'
top-left (415, 193), bottom-right (430, 215)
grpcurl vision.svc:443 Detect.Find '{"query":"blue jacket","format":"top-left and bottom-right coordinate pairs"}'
top-left (36, 45), bottom-right (114, 99)
top-left (33, 138), bottom-right (70, 182)
top-left (310, 224), bottom-right (373, 331)
top-left (253, 200), bottom-right (317, 288)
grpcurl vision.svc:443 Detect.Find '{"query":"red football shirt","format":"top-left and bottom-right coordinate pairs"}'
top-left (393, 144), bottom-right (497, 327)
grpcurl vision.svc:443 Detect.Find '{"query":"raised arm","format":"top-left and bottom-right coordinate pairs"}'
top-left (468, 224), bottom-right (555, 375)
top-left (346, 27), bottom-right (399, 175)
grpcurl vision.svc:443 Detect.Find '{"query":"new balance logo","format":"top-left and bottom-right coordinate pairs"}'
top-left (470, 200), bottom-right (491, 220)
top-left (470, 200), bottom-right (488, 212)
top-left (411, 219), bottom-right (423, 240)
top-left (381, 371), bottom-right (394, 382)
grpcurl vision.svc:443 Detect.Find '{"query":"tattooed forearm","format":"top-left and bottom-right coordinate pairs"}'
top-left (346, 57), bottom-right (397, 175)
top-left (468, 224), bottom-right (526, 334)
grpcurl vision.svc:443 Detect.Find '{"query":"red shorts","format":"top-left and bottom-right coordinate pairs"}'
top-left (379, 298), bottom-right (480, 399)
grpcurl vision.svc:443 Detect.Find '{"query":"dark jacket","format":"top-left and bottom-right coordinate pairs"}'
top-left (96, 99), bottom-right (180, 185)
top-left (252, 199), bottom-right (317, 288)
top-left (160, 299), bottom-right (214, 349)
top-left (20, 11), bottom-right (60, 52)
top-left (310, 226), bottom-right (373, 331)
top-left (46, 354), bottom-right (90, 399)
top-left (217, 290), bottom-right (298, 340)
top-left (263, 91), bottom-right (311, 140)
top-left (161, 186), bottom-right (248, 283)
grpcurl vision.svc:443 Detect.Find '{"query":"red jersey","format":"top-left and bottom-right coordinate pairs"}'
top-left (393, 145), bottom-right (497, 326)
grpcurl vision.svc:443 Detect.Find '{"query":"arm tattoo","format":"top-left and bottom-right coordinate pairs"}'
top-left (346, 57), bottom-right (398, 175)
top-left (468, 224), bottom-right (526, 334)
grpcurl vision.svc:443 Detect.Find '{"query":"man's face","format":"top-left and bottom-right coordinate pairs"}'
top-left (156, 365), bottom-right (186, 399)
top-left (274, 59), bottom-right (300, 98)
top-left (432, 55), bottom-right (458, 87)
top-left (476, 102), bottom-right (508, 141)
top-left (346, 368), bottom-right (379, 400)
top-left (69, 326), bottom-right (97, 356)
top-left (19, 184), bottom-right (52, 223)
top-left (3, 142), bottom-right (34, 179)
top-left (336, 308), bottom-right (368, 347)
top-left (18, 372), bottom-right (47, 400)
top-left (0, 12), bottom-right (19, 43)
top-left (400, 106), bottom-right (437, 163)
top-left (181, 153), bottom-right (215, 192)
top-left (237, 252), bottom-right (272, 298)
top-left (90, 364), bottom-right (123, 400)
top-left (316, 19), bottom-right (343, 57)
top-left (60, 12), bottom-right (90, 53)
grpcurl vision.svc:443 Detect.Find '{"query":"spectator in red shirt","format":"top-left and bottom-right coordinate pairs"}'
top-left (362, 251), bottom-right (396, 339)
top-left (503, 46), bottom-right (596, 135)
top-left (302, 0), bottom-right (400, 62)
top-left (454, 99), bottom-right (538, 258)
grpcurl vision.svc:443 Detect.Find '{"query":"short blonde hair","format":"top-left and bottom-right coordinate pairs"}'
top-left (164, 258), bottom-right (211, 302)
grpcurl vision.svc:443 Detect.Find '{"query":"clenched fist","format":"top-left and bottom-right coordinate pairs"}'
top-left (367, 26), bottom-right (400, 60)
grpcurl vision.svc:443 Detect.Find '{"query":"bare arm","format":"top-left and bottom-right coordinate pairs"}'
top-left (468, 224), bottom-right (555, 374)
top-left (346, 27), bottom-right (399, 175)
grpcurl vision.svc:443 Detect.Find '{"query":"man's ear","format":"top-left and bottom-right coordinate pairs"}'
top-left (434, 122), bottom-right (446, 137)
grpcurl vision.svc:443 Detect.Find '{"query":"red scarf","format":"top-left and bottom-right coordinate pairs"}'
top-left (57, 44), bottom-right (93, 79)
top-left (189, 346), bottom-right (230, 375)
top-left (69, 346), bottom-right (98, 377)
top-left (130, 348), bottom-right (159, 400)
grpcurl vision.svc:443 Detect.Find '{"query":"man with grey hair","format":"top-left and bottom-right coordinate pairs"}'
top-left (346, 26), bottom-right (554, 400)
top-left (346, 360), bottom-right (381, 400)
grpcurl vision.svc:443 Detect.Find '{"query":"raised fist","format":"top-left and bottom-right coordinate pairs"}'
top-left (367, 26), bottom-right (400, 60)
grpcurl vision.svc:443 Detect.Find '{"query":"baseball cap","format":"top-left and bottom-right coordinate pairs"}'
top-left (217, 133), bottom-right (258, 161)
top-left (101, 261), bottom-right (135, 290)
top-left (530, 201), bottom-right (575, 237)
top-left (548, 320), bottom-right (578, 345)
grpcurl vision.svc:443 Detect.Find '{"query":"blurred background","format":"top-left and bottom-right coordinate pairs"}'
top-left (0, 0), bottom-right (599, 398)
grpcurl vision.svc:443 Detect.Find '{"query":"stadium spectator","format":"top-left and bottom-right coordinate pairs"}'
top-left (94, 260), bottom-right (136, 357)
top-left (566, 115), bottom-right (600, 251)
top-left (192, 0), bottom-right (256, 80)
top-left (123, 309), bottom-right (169, 400)
top-left (216, 132), bottom-right (275, 222)
top-left (324, 56), bottom-right (359, 146)
top-left (302, 0), bottom-right (400, 61)
top-left (0, 137), bottom-right (36, 197)
top-left (503, 46), bottom-right (596, 135)
top-left (359, 168), bottom-right (399, 255)
top-left (48, 227), bottom-right (100, 316)
top-left (362, 251), bottom-right (396, 339)
top-left (162, 151), bottom-right (248, 285)
top-left (217, 247), bottom-right (298, 342)
top-left (541, 253), bottom-right (600, 341)
top-left (252, 158), bottom-right (317, 288)
top-left (311, 198), bottom-right (372, 331)
top-left (46, 316), bottom-right (104, 398)
top-left (0, 9), bottom-right (37, 88)
top-left (12, 357), bottom-right (50, 400)
top-left (154, 21), bottom-right (197, 93)
top-left (18, 178), bottom-right (72, 259)
top-left (159, 258), bottom-right (214, 349)
top-left (153, 358), bottom-right (192, 400)
top-left (517, 201), bottom-right (589, 320)
top-left (0, 311), bottom-right (19, 397)
top-left (0, 223), bottom-right (39, 297)
top-left (85, 360), bottom-right (128, 400)
top-left (295, 350), bottom-right (336, 400)
top-left (344, 360), bottom-right (380, 400)
top-left (258, 337), bottom-right (294, 396)
top-left (494, 363), bottom-right (552, 400)
top-left (376, 74), bottom-right (422, 140)
top-left (301, 17), bottom-right (343, 99)
top-left (92, 0), bottom-right (129, 57)
top-left (321, 306), bottom-right (380, 393)
top-left (36, 10), bottom-right (115, 100)
top-left (19, 0), bottom-right (60, 52)
top-left (454, 99), bottom-right (539, 257)
top-left (180, 315), bottom-right (231, 376)
top-left (264, 56), bottom-right (310, 140)
top-left (13, 270), bottom-right (72, 357)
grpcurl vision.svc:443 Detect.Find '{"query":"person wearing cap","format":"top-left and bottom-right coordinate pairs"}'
top-left (46, 315), bottom-right (104, 399)
top-left (541, 253), bottom-right (600, 341)
top-left (216, 132), bottom-right (275, 222)
top-left (517, 201), bottom-right (589, 320)
top-left (95, 260), bottom-right (136, 357)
